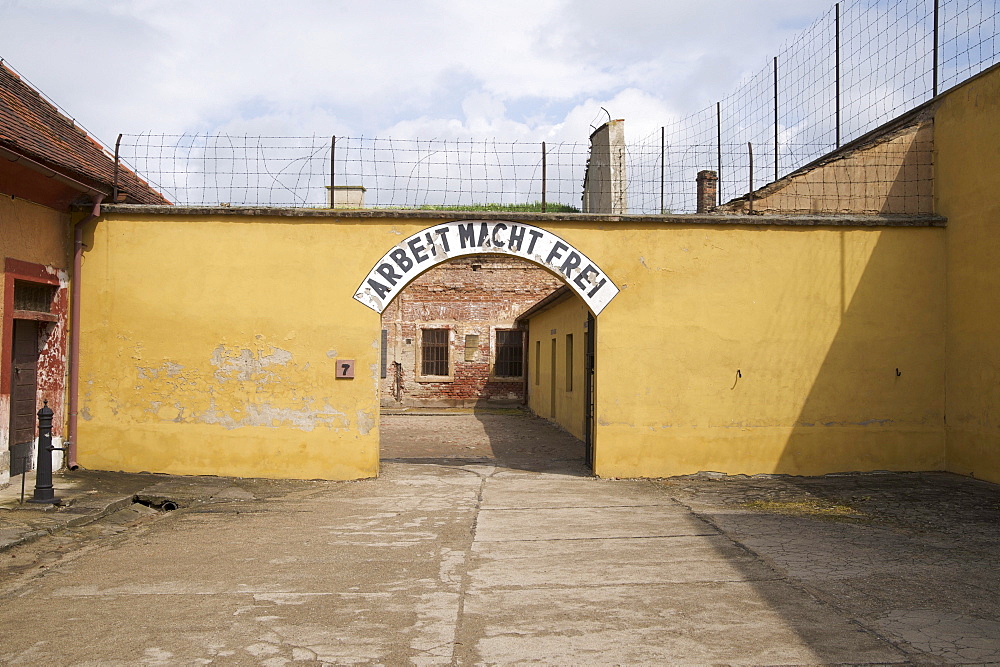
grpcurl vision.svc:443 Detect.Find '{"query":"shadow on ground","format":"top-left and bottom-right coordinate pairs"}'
top-left (379, 404), bottom-right (588, 476)
top-left (662, 471), bottom-right (1000, 663)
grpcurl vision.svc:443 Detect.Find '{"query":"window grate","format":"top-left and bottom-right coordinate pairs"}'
top-left (495, 330), bottom-right (524, 377)
top-left (422, 329), bottom-right (449, 376)
top-left (13, 281), bottom-right (56, 313)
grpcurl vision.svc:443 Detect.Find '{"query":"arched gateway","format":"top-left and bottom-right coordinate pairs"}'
top-left (354, 221), bottom-right (620, 315)
top-left (76, 207), bottom-right (955, 484)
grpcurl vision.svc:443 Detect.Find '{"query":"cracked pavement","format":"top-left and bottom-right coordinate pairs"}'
top-left (0, 412), bottom-right (996, 664)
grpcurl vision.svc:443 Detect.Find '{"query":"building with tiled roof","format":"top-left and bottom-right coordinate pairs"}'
top-left (0, 62), bottom-right (168, 207)
top-left (1, 60), bottom-right (168, 489)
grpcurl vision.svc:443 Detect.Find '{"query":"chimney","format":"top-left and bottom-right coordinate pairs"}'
top-left (696, 170), bottom-right (718, 213)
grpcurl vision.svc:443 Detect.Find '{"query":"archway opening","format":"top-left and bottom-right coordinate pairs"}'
top-left (377, 253), bottom-right (595, 475)
top-left (356, 220), bottom-right (617, 475)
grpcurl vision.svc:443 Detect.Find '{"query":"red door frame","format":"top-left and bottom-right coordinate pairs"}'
top-left (2, 258), bottom-right (68, 444)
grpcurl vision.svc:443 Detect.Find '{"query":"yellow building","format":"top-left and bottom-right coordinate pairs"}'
top-left (59, 63), bottom-right (1000, 486)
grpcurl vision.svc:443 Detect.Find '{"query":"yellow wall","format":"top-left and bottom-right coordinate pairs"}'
top-left (935, 66), bottom-right (1000, 484)
top-left (0, 196), bottom-right (70, 269)
top-left (80, 212), bottom-right (946, 481)
top-left (78, 215), bottom-right (411, 480)
top-left (0, 196), bottom-right (70, 329)
top-left (525, 294), bottom-right (589, 440)
top-left (587, 224), bottom-right (945, 478)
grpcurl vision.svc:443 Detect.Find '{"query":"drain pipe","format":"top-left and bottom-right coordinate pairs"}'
top-left (66, 194), bottom-right (104, 470)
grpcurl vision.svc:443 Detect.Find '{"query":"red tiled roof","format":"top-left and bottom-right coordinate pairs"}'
top-left (0, 62), bottom-right (169, 205)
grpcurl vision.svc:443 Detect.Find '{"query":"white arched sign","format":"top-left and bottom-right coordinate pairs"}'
top-left (354, 221), bottom-right (619, 315)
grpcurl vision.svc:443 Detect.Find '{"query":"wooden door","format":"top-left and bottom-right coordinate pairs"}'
top-left (9, 320), bottom-right (39, 476)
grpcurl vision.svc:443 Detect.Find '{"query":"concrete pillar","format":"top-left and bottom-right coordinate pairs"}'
top-left (582, 120), bottom-right (627, 214)
top-left (696, 170), bottom-right (718, 213)
top-left (326, 185), bottom-right (366, 209)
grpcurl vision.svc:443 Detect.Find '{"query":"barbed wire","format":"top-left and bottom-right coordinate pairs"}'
top-left (119, 135), bottom-right (590, 210)
top-left (118, 0), bottom-right (996, 213)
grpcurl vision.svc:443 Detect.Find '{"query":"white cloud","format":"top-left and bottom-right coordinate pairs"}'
top-left (2, 0), bottom-right (836, 145)
top-left (7, 0), bottom-right (985, 210)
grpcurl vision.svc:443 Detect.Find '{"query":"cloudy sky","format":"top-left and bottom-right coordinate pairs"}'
top-left (1, 0), bottom-right (837, 148)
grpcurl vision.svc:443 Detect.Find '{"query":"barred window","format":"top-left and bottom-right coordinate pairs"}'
top-left (421, 329), bottom-right (449, 376)
top-left (495, 330), bottom-right (524, 378)
top-left (13, 281), bottom-right (56, 313)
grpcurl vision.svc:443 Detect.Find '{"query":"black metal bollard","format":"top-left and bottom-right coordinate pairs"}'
top-left (29, 400), bottom-right (63, 504)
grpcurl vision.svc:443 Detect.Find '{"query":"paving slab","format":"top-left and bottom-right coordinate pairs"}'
top-left (474, 505), bottom-right (715, 542)
top-left (469, 534), bottom-right (780, 588)
top-left (479, 475), bottom-right (668, 509)
top-left (458, 581), bottom-right (906, 665)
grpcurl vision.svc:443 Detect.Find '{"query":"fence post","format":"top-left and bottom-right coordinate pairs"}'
top-left (773, 56), bottom-right (779, 183)
top-left (933, 0), bottom-right (940, 96)
top-left (748, 142), bottom-right (754, 214)
top-left (716, 102), bottom-right (722, 206)
top-left (113, 134), bottom-right (122, 202)
top-left (329, 136), bottom-right (336, 209)
top-left (541, 141), bottom-right (547, 212)
top-left (660, 127), bottom-right (665, 214)
top-left (835, 3), bottom-right (841, 148)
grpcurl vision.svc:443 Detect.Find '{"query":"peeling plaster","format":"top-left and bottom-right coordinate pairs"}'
top-left (199, 397), bottom-right (348, 432)
top-left (117, 344), bottom-right (356, 432)
top-left (31, 271), bottom-right (70, 437)
top-left (356, 409), bottom-right (376, 435)
top-left (211, 345), bottom-right (293, 382)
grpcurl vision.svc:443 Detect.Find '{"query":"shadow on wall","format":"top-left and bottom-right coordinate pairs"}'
top-left (766, 228), bottom-right (946, 475)
top-left (879, 127), bottom-right (933, 215)
top-left (659, 223), bottom-right (949, 663)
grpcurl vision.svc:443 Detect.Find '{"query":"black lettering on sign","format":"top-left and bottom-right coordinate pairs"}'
top-left (526, 229), bottom-right (544, 254)
top-left (458, 223), bottom-right (476, 249)
top-left (424, 233), bottom-right (439, 258)
top-left (545, 241), bottom-right (569, 264)
top-left (587, 277), bottom-right (607, 298)
top-left (559, 251), bottom-right (581, 277)
top-left (508, 225), bottom-right (525, 252)
top-left (491, 223), bottom-right (507, 249)
top-left (376, 263), bottom-right (402, 286)
top-left (434, 227), bottom-right (452, 252)
top-left (390, 248), bottom-right (413, 272)
top-left (341, 363), bottom-right (350, 376)
top-left (573, 264), bottom-right (599, 291)
top-left (477, 222), bottom-right (491, 247)
top-left (407, 237), bottom-right (429, 263)
top-left (366, 278), bottom-right (391, 300)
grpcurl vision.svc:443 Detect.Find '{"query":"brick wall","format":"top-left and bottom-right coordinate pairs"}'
top-left (381, 255), bottom-right (563, 408)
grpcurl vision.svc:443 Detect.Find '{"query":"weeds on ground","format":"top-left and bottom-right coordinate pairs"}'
top-left (741, 498), bottom-right (869, 523)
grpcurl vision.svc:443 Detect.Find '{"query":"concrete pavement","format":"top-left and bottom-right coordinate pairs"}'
top-left (0, 464), bottom-right (936, 664)
top-left (0, 413), bottom-right (997, 663)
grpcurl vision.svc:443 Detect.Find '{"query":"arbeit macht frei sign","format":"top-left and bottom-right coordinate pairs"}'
top-left (354, 221), bottom-right (620, 315)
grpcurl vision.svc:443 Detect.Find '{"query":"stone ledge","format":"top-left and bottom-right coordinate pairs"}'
top-left (97, 205), bottom-right (947, 227)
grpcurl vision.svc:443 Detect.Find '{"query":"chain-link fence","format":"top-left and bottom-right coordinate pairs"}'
top-left (118, 0), bottom-right (997, 213)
